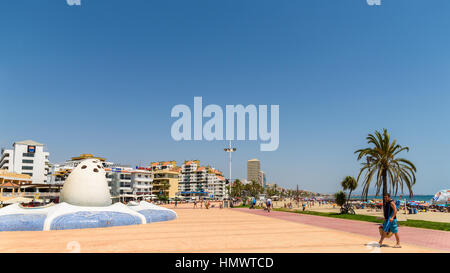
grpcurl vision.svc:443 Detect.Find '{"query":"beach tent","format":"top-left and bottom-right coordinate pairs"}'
top-left (432, 189), bottom-right (449, 204)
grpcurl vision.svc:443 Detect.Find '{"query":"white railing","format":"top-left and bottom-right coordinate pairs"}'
top-left (1, 193), bottom-right (22, 197)
top-left (22, 192), bottom-right (60, 197)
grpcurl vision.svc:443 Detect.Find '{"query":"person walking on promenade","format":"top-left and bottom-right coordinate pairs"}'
top-left (266, 198), bottom-right (272, 212)
top-left (379, 193), bottom-right (401, 248)
top-left (193, 200), bottom-right (197, 209)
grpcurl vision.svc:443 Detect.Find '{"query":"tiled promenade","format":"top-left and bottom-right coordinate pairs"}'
top-left (236, 208), bottom-right (450, 251)
top-left (0, 208), bottom-right (442, 253)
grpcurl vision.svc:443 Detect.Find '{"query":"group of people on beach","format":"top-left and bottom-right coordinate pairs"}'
top-left (191, 199), bottom-right (224, 209)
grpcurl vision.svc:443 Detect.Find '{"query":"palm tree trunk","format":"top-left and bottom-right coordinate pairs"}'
top-left (382, 169), bottom-right (387, 206)
top-left (347, 189), bottom-right (353, 205)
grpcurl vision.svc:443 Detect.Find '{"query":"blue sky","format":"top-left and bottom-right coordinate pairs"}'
top-left (1, 0), bottom-right (449, 194)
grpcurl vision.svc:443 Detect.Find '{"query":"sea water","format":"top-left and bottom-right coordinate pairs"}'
top-left (352, 195), bottom-right (434, 202)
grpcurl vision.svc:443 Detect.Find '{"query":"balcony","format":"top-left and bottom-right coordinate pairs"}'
top-left (134, 184), bottom-right (151, 189)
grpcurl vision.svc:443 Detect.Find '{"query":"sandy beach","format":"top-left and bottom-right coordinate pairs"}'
top-left (266, 200), bottom-right (450, 223)
top-left (0, 207), bottom-right (442, 253)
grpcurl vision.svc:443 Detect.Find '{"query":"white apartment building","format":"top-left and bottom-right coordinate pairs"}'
top-left (129, 169), bottom-right (153, 196)
top-left (0, 140), bottom-right (50, 184)
top-left (104, 164), bottom-right (133, 195)
top-left (179, 160), bottom-right (227, 200)
top-left (101, 164), bottom-right (153, 198)
top-left (207, 170), bottom-right (227, 200)
top-left (259, 170), bottom-right (267, 187)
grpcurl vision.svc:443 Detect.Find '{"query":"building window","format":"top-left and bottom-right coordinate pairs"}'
top-left (23, 153), bottom-right (35, 157)
top-left (22, 172), bottom-right (33, 176)
top-left (22, 159), bottom-right (34, 164)
top-left (22, 166), bottom-right (33, 170)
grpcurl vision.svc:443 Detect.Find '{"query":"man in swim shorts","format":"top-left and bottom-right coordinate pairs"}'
top-left (379, 193), bottom-right (401, 248)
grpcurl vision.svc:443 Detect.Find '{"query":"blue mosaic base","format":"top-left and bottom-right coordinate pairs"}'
top-left (0, 214), bottom-right (47, 231)
top-left (137, 209), bottom-right (177, 222)
top-left (50, 211), bottom-right (142, 230)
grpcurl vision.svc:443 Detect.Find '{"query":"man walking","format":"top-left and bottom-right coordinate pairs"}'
top-left (379, 193), bottom-right (401, 248)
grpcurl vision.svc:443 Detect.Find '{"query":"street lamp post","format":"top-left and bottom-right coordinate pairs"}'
top-left (224, 140), bottom-right (236, 207)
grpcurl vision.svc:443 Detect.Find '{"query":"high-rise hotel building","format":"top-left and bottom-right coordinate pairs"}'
top-left (247, 158), bottom-right (260, 183)
top-left (0, 140), bottom-right (50, 184)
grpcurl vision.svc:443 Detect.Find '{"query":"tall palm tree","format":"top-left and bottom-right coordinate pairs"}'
top-left (341, 176), bottom-right (358, 205)
top-left (355, 129), bottom-right (416, 202)
top-left (249, 180), bottom-right (262, 197)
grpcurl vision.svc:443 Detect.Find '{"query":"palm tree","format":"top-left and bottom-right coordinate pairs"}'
top-left (334, 191), bottom-right (347, 208)
top-left (341, 176), bottom-right (358, 205)
top-left (230, 179), bottom-right (243, 198)
top-left (355, 129), bottom-right (416, 203)
top-left (248, 180), bottom-right (262, 197)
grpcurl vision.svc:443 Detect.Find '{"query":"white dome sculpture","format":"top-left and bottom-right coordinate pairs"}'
top-left (0, 158), bottom-right (177, 231)
top-left (59, 159), bottom-right (112, 207)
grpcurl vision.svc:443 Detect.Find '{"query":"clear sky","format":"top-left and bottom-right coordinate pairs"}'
top-left (1, 0), bottom-right (449, 195)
